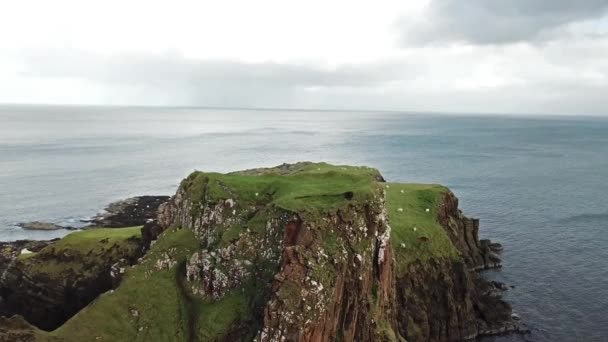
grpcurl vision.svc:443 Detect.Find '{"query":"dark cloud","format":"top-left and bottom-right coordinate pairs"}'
top-left (401, 0), bottom-right (608, 45)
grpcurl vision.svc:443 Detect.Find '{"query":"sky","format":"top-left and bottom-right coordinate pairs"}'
top-left (1, 0), bottom-right (607, 115)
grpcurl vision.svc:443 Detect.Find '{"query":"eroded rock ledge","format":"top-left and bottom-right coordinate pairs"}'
top-left (0, 162), bottom-right (523, 342)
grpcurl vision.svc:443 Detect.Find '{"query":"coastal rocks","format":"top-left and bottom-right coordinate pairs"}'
top-left (438, 192), bottom-right (503, 270)
top-left (0, 163), bottom-right (521, 341)
top-left (16, 221), bottom-right (75, 231)
top-left (395, 259), bottom-right (518, 341)
top-left (88, 195), bottom-right (169, 228)
top-left (491, 280), bottom-right (509, 291)
top-left (0, 233), bottom-right (144, 331)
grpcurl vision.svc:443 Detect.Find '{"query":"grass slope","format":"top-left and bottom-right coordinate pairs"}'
top-left (17, 227), bottom-right (142, 279)
top-left (385, 183), bottom-right (460, 272)
top-left (42, 228), bottom-right (257, 342)
top-left (44, 228), bottom-right (199, 341)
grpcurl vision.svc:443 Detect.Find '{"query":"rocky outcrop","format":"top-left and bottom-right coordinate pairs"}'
top-left (88, 195), bottom-right (169, 228)
top-left (390, 191), bottom-right (521, 341)
top-left (16, 222), bottom-right (75, 231)
top-left (0, 233), bottom-right (143, 330)
top-left (152, 165), bottom-right (520, 341)
top-left (0, 163), bottom-right (522, 341)
top-left (394, 259), bottom-right (518, 341)
top-left (437, 192), bottom-right (502, 270)
top-left (257, 203), bottom-right (395, 342)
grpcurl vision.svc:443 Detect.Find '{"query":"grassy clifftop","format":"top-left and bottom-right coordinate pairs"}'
top-left (23, 162), bottom-right (472, 341)
top-left (386, 183), bottom-right (460, 272)
top-left (181, 162), bottom-right (384, 213)
top-left (16, 227), bottom-right (142, 280)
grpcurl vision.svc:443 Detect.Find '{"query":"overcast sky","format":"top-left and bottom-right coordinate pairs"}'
top-left (1, 0), bottom-right (608, 115)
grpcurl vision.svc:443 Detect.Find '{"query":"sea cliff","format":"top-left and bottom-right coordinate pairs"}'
top-left (0, 162), bottom-right (522, 341)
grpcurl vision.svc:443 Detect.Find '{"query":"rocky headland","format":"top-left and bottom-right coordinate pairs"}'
top-left (0, 162), bottom-right (525, 341)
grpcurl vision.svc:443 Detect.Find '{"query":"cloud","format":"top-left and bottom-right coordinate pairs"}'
top-left (400, 0), bottom-right (608, 45)
top-left (18, 49), bottom-right (413, 88)
top-left (3, 37), bottom-right (608, 115)
top-left (11, 48), bottom-right (418, 107)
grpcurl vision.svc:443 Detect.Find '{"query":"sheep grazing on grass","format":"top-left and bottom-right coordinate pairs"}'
top-left (397, 208), bottom-right (403, 212)
top-left (20, 248), bottom-right (33, 255)
top-left (425, 208), bottom-right (430, 212)
top-left (413, 227), bottom-right (417, 232)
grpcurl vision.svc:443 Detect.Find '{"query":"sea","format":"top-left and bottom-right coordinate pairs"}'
top-left (1, 105), bottom-right (607, 341)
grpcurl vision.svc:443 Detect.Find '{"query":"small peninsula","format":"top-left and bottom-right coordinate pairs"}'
top-left (0, 162), bottom-right (522, 341)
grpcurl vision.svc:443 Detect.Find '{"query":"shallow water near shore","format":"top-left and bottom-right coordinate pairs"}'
top-left (1, 105), bottom-right (607, 341)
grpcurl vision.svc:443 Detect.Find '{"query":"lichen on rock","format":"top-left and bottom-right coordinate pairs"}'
top-left (0, 162), bottom-right (522, 342)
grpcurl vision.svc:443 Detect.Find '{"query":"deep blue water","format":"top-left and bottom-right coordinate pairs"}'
top-left (1, 105), bottom-right (607, 341)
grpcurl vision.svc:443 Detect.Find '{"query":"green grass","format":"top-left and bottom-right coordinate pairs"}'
top-left (50, 227), bottom-right (142, 251)
top-left (17, 227), bottom-right (142, 279)
top-left (45, 228), bottom-right (199, 342)
top-left (197, 291), bottom-right (250, 341)
top-left (385, 183), bottom-right (460, 273)
top-left (42, 227), bottom-right (258, 342)
top-left (182, 162), bottom-right (383, 214)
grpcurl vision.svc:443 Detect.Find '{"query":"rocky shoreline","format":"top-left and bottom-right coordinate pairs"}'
top-left (0, 163), bottom-right (528, 341)
top-left (15, 195), bottom-right (170, 232)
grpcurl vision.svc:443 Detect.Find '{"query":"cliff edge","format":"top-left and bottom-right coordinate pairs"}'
top-left (0, 162), bottom-right (520, 341)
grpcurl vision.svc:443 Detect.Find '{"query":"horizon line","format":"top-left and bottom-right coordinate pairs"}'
top-left (0, 102), bottom-right (606, 119)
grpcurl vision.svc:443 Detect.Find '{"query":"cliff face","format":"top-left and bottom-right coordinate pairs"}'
top-left (437, 192), bottom-right (502, 270)
top-left (0, 162), bottom-right (519, 342)
top-left (394, 190), bottom-right (516, 341)
top-left (155, 164), bottom-right (398, 341)
top-left (0, 228), bottom-right (143, 331)
top-left (152, 163), bottom-right (517, 341)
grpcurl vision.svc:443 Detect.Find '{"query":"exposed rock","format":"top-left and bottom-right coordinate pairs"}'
top-left (88, 195), bottom-right (169, 228)
top-left (0, 163), bottom-right (520, 341)
top-left (438, 192), bottom-right (502, 270)
top-left (17, 221), bottom-right (75, 231)
top-left (140, 220), bottom-right (166, 250)
top-left (0, 231), bottom-right (144, 331)
top-left (491, 280), bottom-right (509, 291)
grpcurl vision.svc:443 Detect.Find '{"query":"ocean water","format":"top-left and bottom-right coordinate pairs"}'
top-left (1, 105), bottom-right (607, 341)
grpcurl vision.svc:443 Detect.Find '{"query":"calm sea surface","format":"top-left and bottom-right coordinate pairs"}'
top-left (1, 105), bottom-right (607, 341)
